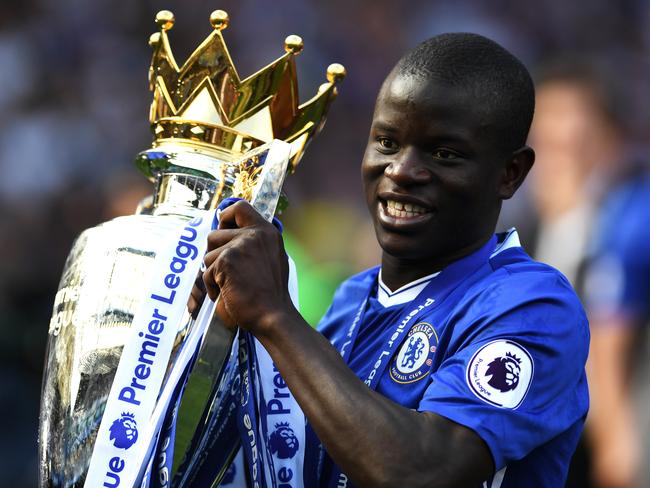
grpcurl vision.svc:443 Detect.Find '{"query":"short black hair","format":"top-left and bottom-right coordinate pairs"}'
top-left (394, 33), bottom-right (535, 153)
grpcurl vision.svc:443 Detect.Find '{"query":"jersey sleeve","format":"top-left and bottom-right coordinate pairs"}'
top-left (418, 269), bottom-right (589, 470)
top-left (583, 178), bottom-right (650, 323)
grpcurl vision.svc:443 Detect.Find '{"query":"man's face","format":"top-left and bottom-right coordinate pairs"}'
top-left (362, 72), bottom-right (507, 266)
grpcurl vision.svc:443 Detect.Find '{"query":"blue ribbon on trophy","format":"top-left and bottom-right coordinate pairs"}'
top-left (83, 212), bottom-right (214, 486)
top-left (83, 135), bottom-right (295, 485)
top-left (164, 198), bottom-right (306, 488)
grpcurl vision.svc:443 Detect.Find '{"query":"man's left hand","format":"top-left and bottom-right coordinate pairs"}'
top-left (198, 200), bottom-right (294, 333)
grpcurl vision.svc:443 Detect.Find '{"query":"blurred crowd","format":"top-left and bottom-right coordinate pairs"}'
top-left (2, 0), bottom-right (650, 486)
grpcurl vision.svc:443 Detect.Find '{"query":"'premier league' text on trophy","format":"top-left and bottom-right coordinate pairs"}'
top-left (38, 9), bottom-right (344, 488)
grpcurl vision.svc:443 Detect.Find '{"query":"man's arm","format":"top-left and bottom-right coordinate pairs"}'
top-left (586, 318), bottom-right (640, 488)
top-left (200, 201), bottom-right (494, 487)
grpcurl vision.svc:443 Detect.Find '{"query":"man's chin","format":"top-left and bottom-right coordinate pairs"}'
top-left (378, 239), bottom-right (437, 263)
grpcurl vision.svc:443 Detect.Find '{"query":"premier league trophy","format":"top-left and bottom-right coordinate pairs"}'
top-left (38, 9), bottom-right (345, 487)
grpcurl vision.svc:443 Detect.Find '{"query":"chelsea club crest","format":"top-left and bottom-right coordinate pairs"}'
top-left (390, 322), bottom-right (438, 384)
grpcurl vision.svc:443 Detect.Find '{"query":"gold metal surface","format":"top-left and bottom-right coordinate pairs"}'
top-left (284, 34), bottom-right (304, 54)
top-left (147, 9), bottom-right (345, 170)
top-left (327, 63), bottom-right (347, 83)
top-left (155, 10), bottom-right (175, 31)
top-left (209, 9), bottom-right (229, 30)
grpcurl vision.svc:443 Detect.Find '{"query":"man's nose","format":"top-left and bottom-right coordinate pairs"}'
top-left (384, 147), bottom-right (431, 185)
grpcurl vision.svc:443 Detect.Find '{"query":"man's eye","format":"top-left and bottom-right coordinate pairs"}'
top-left (377, 137), bottom-right (399, 152)
top-left (432, 149), bottom-right (460, 160)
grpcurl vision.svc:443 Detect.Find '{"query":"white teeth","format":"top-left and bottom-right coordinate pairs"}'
top-left (385, 199), bottom-right (428, 218)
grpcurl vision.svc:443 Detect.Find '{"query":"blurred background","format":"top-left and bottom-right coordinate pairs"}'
top-left (2, 0), bottom-right (650, 486)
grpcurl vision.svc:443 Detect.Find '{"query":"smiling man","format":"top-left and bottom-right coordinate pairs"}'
top-left (200, 33), bottom-right (589, 487)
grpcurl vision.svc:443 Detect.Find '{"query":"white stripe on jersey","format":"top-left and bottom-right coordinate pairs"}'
top-left (377, 270), bottom-right (440, 307)
top-left (490, 228), bottom-right (520, 258)
top-left (483, 467), bottom-right (507, 488)
top-left (377, 229), bottom-right (521, 308)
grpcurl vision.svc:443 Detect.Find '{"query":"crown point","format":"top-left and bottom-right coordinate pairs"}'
top-left (326, 63), bottom-right (346, 84)
top-left (210, 10), bottom-right (229, 30)
top-left (155, 10), bottom-right (175, 31)
top-left (284, 35), bottom-right (304, 55)
top-left (148, 32), bottom-right (161, 48)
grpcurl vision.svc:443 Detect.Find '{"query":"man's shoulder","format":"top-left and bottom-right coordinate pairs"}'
top-left (341, 266), bottom-right (380, 285)
top-left (458, 248), bottom-right (588, 340)
top-left (486, 228), bottom-right (576, 289)
top-left (595, 174), bottom-right (650, 252)
top-left (487, 244), bottom-right (578, 299)
top-left (331, 266), bottom-right (379, 302)
top-left (317, 266), bottom-right (379, 334)
top-left (604, 172), bottom-right (650, 214)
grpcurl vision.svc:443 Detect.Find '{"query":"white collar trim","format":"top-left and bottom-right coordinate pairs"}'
top-left (490, 228), bottom-right (521, 258)
top-left (377, 269), bottom-right (440, 307)
top-left (377, 229), bottom-right (521, 308)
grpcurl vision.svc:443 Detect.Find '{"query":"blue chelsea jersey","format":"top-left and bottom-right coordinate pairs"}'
top-left (316, 230), bottom-right (589, 488)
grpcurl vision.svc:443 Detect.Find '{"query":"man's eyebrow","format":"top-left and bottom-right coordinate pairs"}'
top-left (370, 121), bottom-right (398, 132)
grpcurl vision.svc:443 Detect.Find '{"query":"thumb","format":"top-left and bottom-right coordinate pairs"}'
top-left (216, 296), bottom-right (237, 330)
top-left (218, 200), bottom-right (263, 230)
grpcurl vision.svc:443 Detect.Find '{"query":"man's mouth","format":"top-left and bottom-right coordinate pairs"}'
top-left (385, 199), bottom-right (429, 218)
top-left (378, 198), bottom-right (433, 229)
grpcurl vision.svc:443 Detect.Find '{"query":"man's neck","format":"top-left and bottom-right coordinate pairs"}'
top-left (380, 236), bottom-right (493, 291)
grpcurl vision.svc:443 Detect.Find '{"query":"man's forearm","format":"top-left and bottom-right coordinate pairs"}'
top-left (587, 318), bottom-right (639, 488)
top-left (253, 307), bottom-right (492, 487)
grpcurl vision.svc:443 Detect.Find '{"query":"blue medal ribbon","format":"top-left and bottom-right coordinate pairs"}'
top-left (223, 197), bottom-right (286, 488)
top-left (237, 329), bottom-right (274, 487)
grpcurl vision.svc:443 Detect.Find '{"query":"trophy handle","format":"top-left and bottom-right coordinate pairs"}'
top-left (249, 139), bottom-right (292, 221)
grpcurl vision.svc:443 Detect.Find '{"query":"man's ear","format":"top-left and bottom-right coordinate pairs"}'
top-left (499, 145), bottom-right (535, 200)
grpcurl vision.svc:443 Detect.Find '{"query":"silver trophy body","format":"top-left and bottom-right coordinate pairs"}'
top-left (39, 141), bottom-right (293, 486)
top-left (39, 151), bottom-right (233, 486)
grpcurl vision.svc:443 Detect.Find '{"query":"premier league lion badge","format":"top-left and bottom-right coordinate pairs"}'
top-left (109, 412), bottom-right (138, 450)
top-left (466, 339), bottom-right (534, 409)
top-left (269, 422), bottom-right (299, 459)
top-left (390, 322), bottom-right (438, 384)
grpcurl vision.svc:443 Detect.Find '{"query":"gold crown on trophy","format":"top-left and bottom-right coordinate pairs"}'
top-left (147, 9), bottom-right (346, 170)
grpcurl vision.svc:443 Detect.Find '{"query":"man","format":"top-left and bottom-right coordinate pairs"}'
top-left (525, 64), bottom-right (650, 488)
top-left (583, 172), bottom-right (650, 488)
top-left (196, 33), bottom-right (589, 487)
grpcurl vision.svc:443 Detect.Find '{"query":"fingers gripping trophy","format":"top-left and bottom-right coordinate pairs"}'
top-left (38, 9), bottom-right (345, 487)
